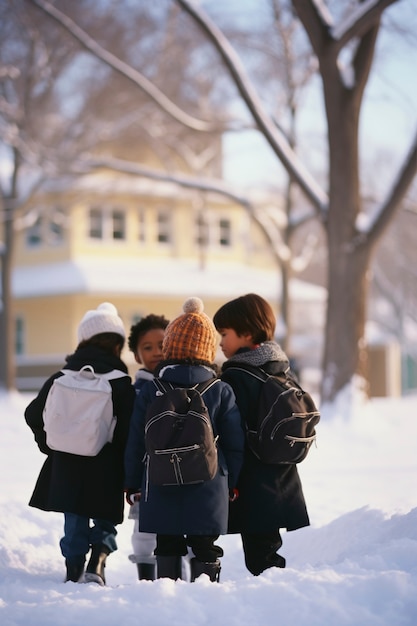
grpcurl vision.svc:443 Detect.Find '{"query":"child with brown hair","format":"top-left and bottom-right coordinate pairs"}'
top-left (213, 293), bottom-right (310, 576)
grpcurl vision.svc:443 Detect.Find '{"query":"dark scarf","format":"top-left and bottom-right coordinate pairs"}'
top-left (225, 341), bottom-right (289, 368)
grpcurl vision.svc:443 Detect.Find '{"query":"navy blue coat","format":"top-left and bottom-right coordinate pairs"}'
top-left (124, 364), bottom-right (244, 536)
top-left (221, 358), bottom-right (310, 533)
top-left (25, 345), bottom-right (135, 524)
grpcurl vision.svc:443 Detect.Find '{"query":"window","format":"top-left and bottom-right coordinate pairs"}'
top-left (26, 208), bottom-right (66, 247)
top-left (26, 216), bottom-right (42, 247)
top-left (48, 207), bottom-right (65, 243)
top-left (157, 209), bottom-right (172, 244)
top-left (88, 207), bottom-right (127, 241)
top-left (112, 209), bottom-right (126, 240)
top-left (15, 316), bottom-right (24, 355)
top-left (195, 214), bottom-right (208, 247)
top-left (138, 208), bottom-right (146, 243)
top-left (218, 218), bottom-right (231, 247)
top-left (89, 208), bottom-right (103, 239)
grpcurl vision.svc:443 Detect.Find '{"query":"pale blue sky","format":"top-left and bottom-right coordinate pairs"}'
top-left (223, 1), bottom-right (417, 199)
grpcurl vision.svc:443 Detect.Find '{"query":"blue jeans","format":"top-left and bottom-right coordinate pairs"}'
top-left (60, 513), bottom-right (118, 563)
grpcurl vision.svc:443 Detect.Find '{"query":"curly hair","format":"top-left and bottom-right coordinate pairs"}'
top-left (128, 314), bottom-right (170, 354)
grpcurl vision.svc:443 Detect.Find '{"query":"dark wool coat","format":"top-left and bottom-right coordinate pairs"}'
top-left (25, 345), bottom-right (135, 524)
top-left (124, 363), bottom-right (245, 536)
top-left (221, 350), bottom-right (310, 534)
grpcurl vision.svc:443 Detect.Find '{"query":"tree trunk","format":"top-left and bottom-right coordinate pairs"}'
top-left (0, 197), bottom-right (16, 391)
top-left (322, 240), bottom-right (371, 400)
top-left (316, 16), bottom-right (377, 403)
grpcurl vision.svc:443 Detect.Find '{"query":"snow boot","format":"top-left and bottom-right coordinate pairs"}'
top-left (137, 562), bottom-right (156, 581)
top-left (85, 544), bottom-right (110, 586)
top-left (190, 557), bottom-right (221, 582)
top-left (65, 559), bottom-right (85, 583)
top-left (156, 555), bottom-right (182, 580)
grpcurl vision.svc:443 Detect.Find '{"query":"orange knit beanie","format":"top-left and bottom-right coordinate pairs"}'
top-left (162, 297), bottom-right (216, 363)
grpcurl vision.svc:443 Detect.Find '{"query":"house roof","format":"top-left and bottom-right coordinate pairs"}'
top-left (12, 257), bottom-right (326, 302)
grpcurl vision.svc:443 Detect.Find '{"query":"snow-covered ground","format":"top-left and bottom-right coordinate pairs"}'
top-left (1, 388), bottom-right (416, 625)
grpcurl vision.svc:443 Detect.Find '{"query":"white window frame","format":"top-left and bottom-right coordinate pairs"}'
top-left (25, 207), bottom-right (66, 248)
top-left (88, 206), bottom-right (127, 241)
top-left (138, 207), bottom-right (146, 243)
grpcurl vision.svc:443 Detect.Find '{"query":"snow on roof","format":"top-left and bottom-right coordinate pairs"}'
top-left (12, 257), bottom-right (327, 302)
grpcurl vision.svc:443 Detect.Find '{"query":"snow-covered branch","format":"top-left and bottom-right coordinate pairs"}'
top-left (310, 0), bottom-right (334, 29)
top-left (27, 0), bottom-right (219, 133)
top-left (176, 0), bottom-right (328, 213)
top-left (77, 154), bottom-right (286, 264)
top-left (359, 131), bottom-right (417, 250)
top-left (330, 0), bottom-right (398, 47)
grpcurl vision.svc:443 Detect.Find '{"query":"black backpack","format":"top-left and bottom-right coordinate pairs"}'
top-left (225, 364), bottom-right (320, 464)
top-left (144, 378), bottom-right (220, 486)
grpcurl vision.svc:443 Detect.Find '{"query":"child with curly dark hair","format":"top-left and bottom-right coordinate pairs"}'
top-left (126, 313), bottom-right (169, 580)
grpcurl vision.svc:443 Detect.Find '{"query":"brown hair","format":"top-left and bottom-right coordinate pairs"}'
top-left (213, 293), bottom-right (276, 343)
top-left (78, 332), bottom-right (125, 356)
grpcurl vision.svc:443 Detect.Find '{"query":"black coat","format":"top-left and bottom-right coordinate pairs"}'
top-left (124, 364), bottom-right (245, 535)
top-left (25, 345), bottom-right (135, 524)
top-left (221, 358), bottom-right (310, 533)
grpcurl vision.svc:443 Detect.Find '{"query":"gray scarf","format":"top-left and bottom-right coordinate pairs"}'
top-left (226, 341), bottom-right (289, 367)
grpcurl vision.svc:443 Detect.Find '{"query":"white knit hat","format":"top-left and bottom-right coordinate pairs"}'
top-left (77, 302), bottom-right (126, 342)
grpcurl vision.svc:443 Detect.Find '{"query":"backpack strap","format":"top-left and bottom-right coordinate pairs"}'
top-left (223, 363), bottom-right (298, 390)
top-left (61, 367), bottom-right (127, 381)
top-left (195, 378), bottom-right (220, 395)
top-left (153, 377), bottom-right (219, 395)
top-left (153, 378), bottom-right (174, 394)
top-left (222, 363), bottom-right (270, 383)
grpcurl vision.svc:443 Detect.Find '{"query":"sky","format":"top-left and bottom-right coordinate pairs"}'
top-left (223, 1), bottom-right (417, 195)
top-left (1, 386), bottom-right (416, 626)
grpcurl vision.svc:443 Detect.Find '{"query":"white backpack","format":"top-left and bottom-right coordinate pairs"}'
top-left (43, 365), bottom-right (127, 456)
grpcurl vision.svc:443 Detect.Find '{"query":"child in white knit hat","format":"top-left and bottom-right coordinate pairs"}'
top-left (25, 302), bottom-right (135, 586)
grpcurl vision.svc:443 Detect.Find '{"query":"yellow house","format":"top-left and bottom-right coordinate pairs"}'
top-left (13, 169), bottom-right (325, 391)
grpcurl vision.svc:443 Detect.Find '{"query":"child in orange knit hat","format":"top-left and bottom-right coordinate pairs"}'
top-left (125, 297), bottom-right (244, 582)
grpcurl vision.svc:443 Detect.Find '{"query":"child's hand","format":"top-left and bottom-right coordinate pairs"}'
top-left (125, 489), bottom-right (141, 505)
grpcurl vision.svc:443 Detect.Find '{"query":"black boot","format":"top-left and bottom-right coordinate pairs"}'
top-left (190, 557), bottom-right (221, 582)
top-left (137, 562), bottom-right (156, 581)
top-left (156, 555), bottom-right (182, 580)
top-left (65, 559), bottom-right (85, 583)
top-left (85, 545), bottom-right (110, 586)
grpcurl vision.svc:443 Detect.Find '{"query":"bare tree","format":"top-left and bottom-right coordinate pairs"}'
top-left (0, 1), bottom-right (81, 389)
top-left (18, 0), bottom-right (417, 403)
top-left (0, 0), bottom-right (286, 389)
top-left (173, 0), bottom-right (417, 402)
top-left (0, 1), bottom-right (224, 390)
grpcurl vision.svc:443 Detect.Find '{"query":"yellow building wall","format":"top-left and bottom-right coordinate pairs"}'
top-left (14, 177), bottom-right (277, 269)
top-left (14, 291), bottom-right (249, 385)
top-left (12, 171), bottom-right (282, 389)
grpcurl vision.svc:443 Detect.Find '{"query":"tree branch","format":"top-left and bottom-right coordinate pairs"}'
top-left (291, 0), bottom-right (333, 57)
top-left (363, 131), bottom-right (417, 251)
top-left (330, 0), bottom-right (398, 49)
top-left (351, 21), bottom-right (379, 96)
top-left (27, 0), bottom-right (217, 132)
top-left (176, 0), bottom-right (328, 213)
top-left (76, 155), bottom-right (286, 264)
